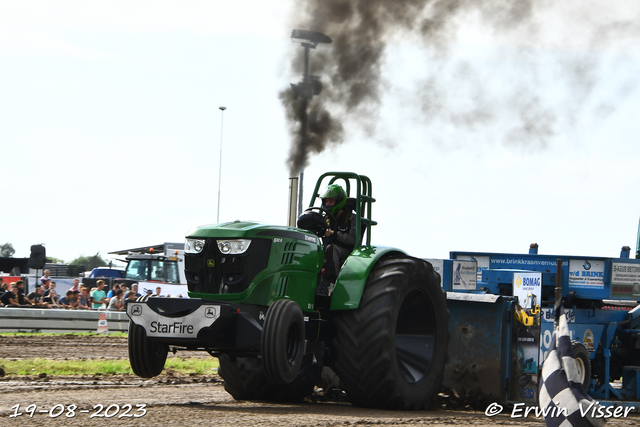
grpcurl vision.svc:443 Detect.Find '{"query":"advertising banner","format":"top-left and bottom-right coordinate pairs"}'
top-left (513, 272), bottom-right (542, 309)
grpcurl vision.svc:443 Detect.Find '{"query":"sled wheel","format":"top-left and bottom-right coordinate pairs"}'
top-left (261, 299), bottom-right (305, 384)
top-left (571, 340), bottom-right (591, 390)
top-left (333, 255), bottom-right (449, 410)
top-left (219, 355), bottom-right (273, 400)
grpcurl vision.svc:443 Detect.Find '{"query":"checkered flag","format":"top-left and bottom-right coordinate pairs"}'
top-left (538, 301), bottom-right (607, 427)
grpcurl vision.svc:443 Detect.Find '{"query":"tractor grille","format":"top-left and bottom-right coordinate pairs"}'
top-left (184, 238), bottom-right (271, 294)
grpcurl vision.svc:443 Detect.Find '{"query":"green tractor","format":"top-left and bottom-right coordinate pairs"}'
top-left (127, 172), bottom-right (449, 409)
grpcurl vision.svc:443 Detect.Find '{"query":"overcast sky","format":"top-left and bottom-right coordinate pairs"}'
top-left (1, 1), bottom-right (639, 266)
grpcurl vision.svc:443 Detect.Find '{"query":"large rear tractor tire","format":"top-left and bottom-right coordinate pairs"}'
top-left (261, 298), bottom-right (305, 384)
top-left (128, 321), bottom-right (168, 378)
top-left (218, 354), bottom-right (320, 403)
top-left (332, 256), bottom-right (449, 410)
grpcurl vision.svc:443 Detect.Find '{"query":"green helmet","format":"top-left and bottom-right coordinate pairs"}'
top-left (320, 184), bottom-right (347, 215)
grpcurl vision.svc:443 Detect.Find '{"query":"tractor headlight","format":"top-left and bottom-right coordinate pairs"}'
top-left (185, 238), bottom-right (205, 254)
top-left (217, 239), bottom-right (251, 255)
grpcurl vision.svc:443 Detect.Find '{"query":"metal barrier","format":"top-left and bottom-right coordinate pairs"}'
top-left (0, 308), bottom-right (129, 333)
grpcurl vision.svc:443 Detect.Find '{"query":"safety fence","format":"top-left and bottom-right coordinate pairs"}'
top-left (0, 308), bottom-right (129, 333)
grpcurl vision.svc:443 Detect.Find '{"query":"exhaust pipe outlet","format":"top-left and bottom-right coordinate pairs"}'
top-left (288, 176), bottom-right (299, 227)
top-left (636, 216), bottom-right (640, 259)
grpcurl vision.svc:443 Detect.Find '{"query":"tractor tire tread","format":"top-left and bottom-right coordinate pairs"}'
top-left (332, 255), bottom-right (449, 410)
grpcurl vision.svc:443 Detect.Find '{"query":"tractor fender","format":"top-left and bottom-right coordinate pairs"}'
top-left (330, 246), bottom-right (407, 311)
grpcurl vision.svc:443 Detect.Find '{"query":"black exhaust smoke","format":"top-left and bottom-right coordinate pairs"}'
top-left (281, 88), bottom-right (344, 176)
top-left (280, 0), bottom-right (540, 175)
top-left (281, 1), bottom-right (640, 175)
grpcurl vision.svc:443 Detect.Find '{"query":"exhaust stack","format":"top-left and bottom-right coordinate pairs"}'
top-left (288, 176), bottom-right (299, 227)
top-left (636, 216), bottom-right (640, 259)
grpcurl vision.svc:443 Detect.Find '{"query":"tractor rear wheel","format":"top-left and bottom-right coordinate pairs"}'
top-left (219, 354), bottom-right (320, 403)
top-left (332, 255), bottom-right (449, 410)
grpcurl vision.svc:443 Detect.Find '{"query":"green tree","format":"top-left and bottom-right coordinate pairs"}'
top-left (47, 257), bottom-right (66, 264)
top-left (0, 243), bottom-right (15, 257)
top-left (69, 253), bottom-right (108, 270)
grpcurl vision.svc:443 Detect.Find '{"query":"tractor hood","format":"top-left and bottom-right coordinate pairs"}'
top-left (186, 221), bottom-right (320, 244)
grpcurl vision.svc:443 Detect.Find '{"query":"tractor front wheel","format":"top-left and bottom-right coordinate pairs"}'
top-left (128, 322), bottom-right (168, 378)
top-left (332, 255), bottom-right (449, 410)
top-left (128, 295), bottom-right (168, 378)
top-left (261, 298), bottom-right (305, 384)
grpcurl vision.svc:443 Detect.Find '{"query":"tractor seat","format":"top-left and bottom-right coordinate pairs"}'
top-left (344, 197), bottom-right (357, 212)
top-left (343, 197), bottom-right (368, 247)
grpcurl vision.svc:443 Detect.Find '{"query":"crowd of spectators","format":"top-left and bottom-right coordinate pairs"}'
top-left (0, 272), bottom-right (143, 311)
top-left (0, 268), bottom-right (187, 310)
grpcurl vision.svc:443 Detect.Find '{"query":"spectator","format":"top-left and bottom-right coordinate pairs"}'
top-left (124, 290), bottom-right (137, 306)
top-left (0, 283), bottom-right (19, 307)
top-left (44, 289), bottom-right (61, 308)
top-left (58, 290), bottom-right (78, 310)
top-left (77, 287), bottom-right (91, 310)
top-left (106, 283), bottom-right (120, 300)
top-left (69, 278), bottom-right (80, 292)
top-left (71, 290), bottom-right (80, 307)
top-left (27, 286), bottom-right (50, 309)
top-left (131, 283), bottom-right (141, 297)
top-left (40, 269), bottom-right (51, 287)
top-left (152, 286), bottom-right (163, 297)
top-left (41, 279), bottom-right (51, 294)
top-left (0, 282), bottom-right (7, 307)
top-left (14, 280), bottom-right (34, 306)
top-left (57, 290), bottom-right (72, 309)
top-left (88, 287), bottom-right (96, 307)
top-left (107, 289), bottom-right (124, 311)
top-left (91, 280), bottom-right (107, 309)
top-left (44, 281), bottom-right (57, 299)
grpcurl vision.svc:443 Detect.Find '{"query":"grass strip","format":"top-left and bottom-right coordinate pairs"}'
top-left (0, 357), bottom-right (218, 376)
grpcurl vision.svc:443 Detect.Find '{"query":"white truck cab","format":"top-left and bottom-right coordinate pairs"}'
top-left (110, 243), bottom-right (188, 297)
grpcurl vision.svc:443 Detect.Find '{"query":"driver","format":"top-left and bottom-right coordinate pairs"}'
top-left (320, 184), bottom-right (356, 295)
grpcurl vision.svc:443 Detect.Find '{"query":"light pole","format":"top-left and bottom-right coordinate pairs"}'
top-left (290, 30), bottom-right (332, 216)
top-left (217, 106), bottom-right (226, 223)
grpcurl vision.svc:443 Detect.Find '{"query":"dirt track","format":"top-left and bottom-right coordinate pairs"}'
top-left (0, 334), bottom-right (638, 427)
top-left (0, 334), bottom-right (206, 361)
